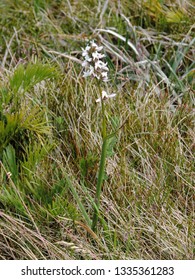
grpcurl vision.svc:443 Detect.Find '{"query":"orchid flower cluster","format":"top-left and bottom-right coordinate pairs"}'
top-left (82, 40), bottom-right (116, 102)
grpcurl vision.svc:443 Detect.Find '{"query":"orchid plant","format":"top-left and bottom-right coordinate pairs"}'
top-left (82, 40), bottom-right (116, 232)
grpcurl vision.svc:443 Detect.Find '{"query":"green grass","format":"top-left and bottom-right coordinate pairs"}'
top-left (0, 0), bottom-right (194, 260)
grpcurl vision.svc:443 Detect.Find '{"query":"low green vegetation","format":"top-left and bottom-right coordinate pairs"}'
top-left (0, 0), bottom-right (194, 259)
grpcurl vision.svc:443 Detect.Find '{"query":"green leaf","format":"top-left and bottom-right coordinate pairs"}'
top-left (106, 135), bottom-right (117, 157)
top-left (0, 113), bottom-right (21, 153)
top-left (10, 62), bottom-right (58, 94)
top-left (2, 144), bottom-right (18, 183)
top-left (66, 176), bottom-right (91, 227)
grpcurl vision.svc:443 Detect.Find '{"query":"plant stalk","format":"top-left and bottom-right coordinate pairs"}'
top-left (92, 92), bottom-right (107, 232)
top-left (91, 138), bottom-right (107, 232)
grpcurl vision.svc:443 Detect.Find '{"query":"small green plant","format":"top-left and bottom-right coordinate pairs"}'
top-left (0, 62), bottom-right (57, 217)
top-left (80, 40), bottom-right (117, 232)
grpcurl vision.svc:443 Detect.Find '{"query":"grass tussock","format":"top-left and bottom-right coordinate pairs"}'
top-left (0, 0), bottom-right (194, 259)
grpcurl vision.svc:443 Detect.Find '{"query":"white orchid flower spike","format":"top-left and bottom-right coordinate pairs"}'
top-left (96, 91), bottom-right (116, 103)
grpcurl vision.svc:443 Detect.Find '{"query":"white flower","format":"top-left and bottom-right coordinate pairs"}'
top-left (93, 73), bottom-right (101, 79)
top-left (101, 90), bottom-right (108, 98)
top-left (90, 40), bottom-right (98, 48)
top-left (82, 46), bottom-right (90, 57)
top-left (85, 54), bottom-right (92, 62)
top-left (95, 60), bottom-right (108, 71)
top-left (101, 71), bottom-right (108, 81)
top-left (95, 45), bottom-right (104, 52)
top-left (83, 65), bottom-right (94, 78)
top-left (82, 40), bottom-right (109, 82)
top-left (82, 46), bottom-right (92, 62)
top-left (92, 51), bottom-right (105, 60)
top-left (90, 41), bottom-right (104, 52)
top-left (96, 90), bottom-right (116, 103)
top-left (82, 60), bottom-right (88, 67)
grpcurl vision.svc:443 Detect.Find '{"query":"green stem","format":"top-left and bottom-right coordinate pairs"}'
top-left (101, 98), bottom-right (106, 139)
top-left (91, 138), bottom-right (107, 232)
top-left (92, 90), bottom-right (107, 232)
